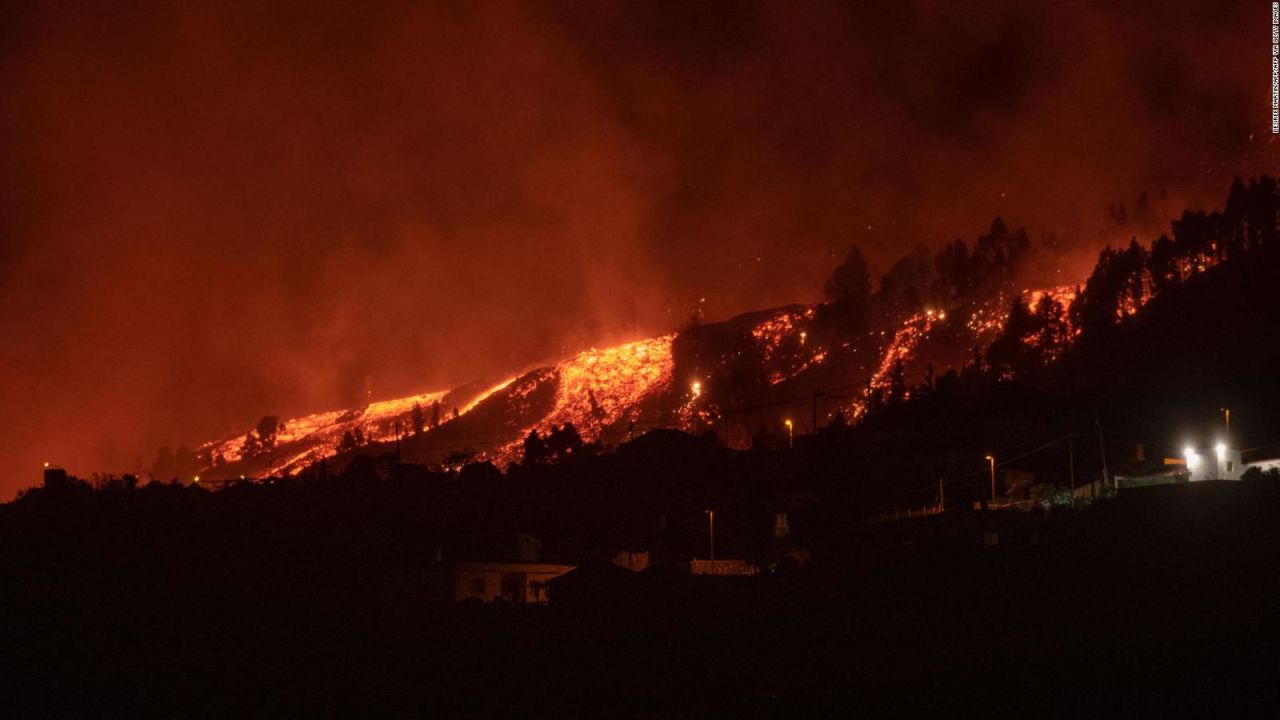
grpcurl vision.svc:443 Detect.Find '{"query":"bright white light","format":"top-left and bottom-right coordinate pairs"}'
top-left (1183, 446), bottom-right (1195, 458)
top-left (1215, 443), bottom-right (1226, 459)
top-left (1184, 447), bottom-right (1200, 469)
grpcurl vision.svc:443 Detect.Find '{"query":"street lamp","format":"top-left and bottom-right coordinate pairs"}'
top-left (1220, 407), bottom-right (1230, 431)
top-left (785, 419), bottom-right (794, 449)
top-left (984, 454), bottom-right (996, 503)
top-left (704, 509), bottom-right (715, 561)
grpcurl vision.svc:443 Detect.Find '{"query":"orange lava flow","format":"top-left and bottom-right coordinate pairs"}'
top-left (751, 308), bottom-right (825, 385)
top-left (855, 310), bottom-right (942, 414)
top-left (751, 311), bottom-right (802, 360)
top-left (198, 388), bottom-right (453, 472)
top-left (460, 377), bottom-right (517, 415)
top-left (489, 335), bottom-right (676, 462)
top-left (538, 335), bottom-right (675, 436)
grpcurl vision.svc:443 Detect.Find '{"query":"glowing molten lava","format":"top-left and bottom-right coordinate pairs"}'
top-left (539, 335), bottom-right (675, 434)
top-left (196, 382), bottom-right (515, 475)
top-left (750, 308), bottom-right (826, 385)
top-left (852, 310), bottom-right (944, 417)
top-left (484, 335), bottom-right (676, 462)
top-left (194, 278), bottom-right (1115, 477)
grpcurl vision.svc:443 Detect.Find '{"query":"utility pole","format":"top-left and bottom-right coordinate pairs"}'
top-left (394, 420), bottom-right (402, 462)
top-left (1095, 413), bottom-right (1109, 491)
top-left (985, 455), bottom-right (996, 504)
top-left (1068, 435), bottom-right (1076, 493)
top-left (812, 389), bottom-right (819, 434)
top-left (938, 477), bottom-right (945, 512)
top-left (705, 510), bottom-right (715, 561)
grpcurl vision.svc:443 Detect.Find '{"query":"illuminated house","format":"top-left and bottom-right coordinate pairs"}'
top-left (453, 561), bottom-right (575, 604)
top-left (1113, 443), bottom-right (1244, 489)
top-left (1181, 443), bottom-right (1243, 482)
top-left (378, 534), bottom-right (574, 613)
top-left (452, 534), bottom-right (574, 605)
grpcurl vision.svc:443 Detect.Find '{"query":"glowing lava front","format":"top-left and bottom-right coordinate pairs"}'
top-left (505, 335), bottom-right (676, 452)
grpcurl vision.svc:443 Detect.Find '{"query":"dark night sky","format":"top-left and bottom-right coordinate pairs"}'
top-left (0, 0), bottom-right (1273, 495)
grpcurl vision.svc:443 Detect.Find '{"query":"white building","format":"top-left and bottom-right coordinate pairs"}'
top-left (1182, 443), bottom-right (1243, 482)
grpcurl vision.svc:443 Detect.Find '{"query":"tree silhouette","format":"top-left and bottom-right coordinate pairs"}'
top-left (931, 238), bottom-right (971, 305)
top-left (547, 424), bottom-right (585, 460)
top-left (255, 416), bottom-right (282, 452)
top-left (822, 244), bottom-right (871, 336)
top-left (1148, 234), bottom-right (1179, 292)
top-left (971, 217), bottom-right (1030, 294)
top-left (240, 432), bottom-right (262, 460)
top-left (410, 403), bottom-right (426, 435)
top-left (1071, 240), bottom-right (1148, 340)
top-left (338, 430), bottom-right (358, 454)
top-left (523, 430), bottom-right (550, 465)
top-left (875, 244), bottom-right (935, 320)
top-left (886, 359), bottom-right (908, 404)
top-left (1246, 175), bottom-right (1277, 248)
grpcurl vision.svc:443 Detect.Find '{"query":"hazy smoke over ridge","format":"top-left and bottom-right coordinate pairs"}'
top-left (0, 0), bottom-right (1273, 495)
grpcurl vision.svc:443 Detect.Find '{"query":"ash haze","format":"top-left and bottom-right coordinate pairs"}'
top-left (0, 0), bottom-right (1273, 495)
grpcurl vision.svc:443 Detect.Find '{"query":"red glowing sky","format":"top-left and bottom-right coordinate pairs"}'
top-left (0, 0), bottom-right (1274, 495)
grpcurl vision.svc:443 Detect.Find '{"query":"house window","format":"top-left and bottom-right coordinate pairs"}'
top-left (1227, 461), bottom-right (1234, 472)
top-left (471, 579), bottom-right (486, 596)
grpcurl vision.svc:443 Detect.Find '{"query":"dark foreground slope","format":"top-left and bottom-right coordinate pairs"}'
top-left (3, 478), bottom-right (1279, 717)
